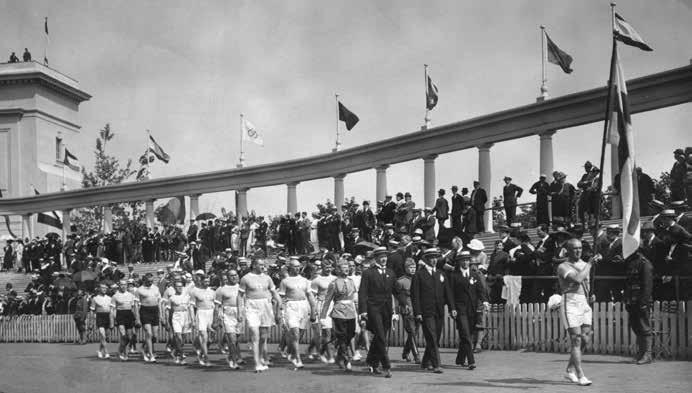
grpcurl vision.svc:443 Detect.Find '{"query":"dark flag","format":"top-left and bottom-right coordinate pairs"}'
top-left (63, 148), bottom-right (80, 171)
top-left (545, 33), bottom-right (573, 74)
top-left (33, 187), bottom-right (63, 229)
top-left (426, 75), bottom-right (439, 110)
top-left (338, 101), bottom-right (359, 131)
top-left (156, 196), bottom-right (186, 225)
top-left (613, 13), bottom-right (653, 52)
top-left (44, 17), bottom-right (49, 65)
top-left (148, 134), bottom-right (170, 163)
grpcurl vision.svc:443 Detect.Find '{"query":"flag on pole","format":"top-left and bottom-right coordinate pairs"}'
top-left (613, 13), bottom-right (653, 51)
top-left (33, 187), bottom-right (63, 229)
top-left (44, 17), bottom-right (49, 65)
top-left (545, 33), bottom-right (573, 74)
top-left (63, 148), bottom-right (80, 171)
top-left (148, 134), bottom-right (170, 163)
top-left (241, 117), bottom-right (264, 146)
top-left (156, 196), bottom-right (186, 225)
top-left (426, 75), bottom-right (439, 110)
top-left (338, 101), bottom-right (359, 131)
top-left (608, 48), bottom-right (641, 258)
top-left (45, 17), bottom-right (49, 35)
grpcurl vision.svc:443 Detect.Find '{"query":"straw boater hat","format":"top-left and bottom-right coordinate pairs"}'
top-left (660, 209), bottom-right (677, 218)
top-left (468, 239), bottom-right (485, 251)
top-left (454, 250), bottom-right (472, 261)
top-left (422, 248), bottom-right (441, 258)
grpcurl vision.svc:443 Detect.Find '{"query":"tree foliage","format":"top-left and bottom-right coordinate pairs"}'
top-left (72, 124), bottom-right (139, 233)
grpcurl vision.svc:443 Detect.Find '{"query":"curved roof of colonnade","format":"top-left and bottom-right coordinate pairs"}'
top-left (2, 64), bottom-right (692, 215)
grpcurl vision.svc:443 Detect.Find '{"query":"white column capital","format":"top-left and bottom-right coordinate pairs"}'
top-left (375, 164), bottom-right (390, 172)
top-left (477, 143), bottom-right (494, 151)
top-left (539, 130), bottom-right (556, 139)
top-left (334, 173), bottom-right (347, 180)
top-left (423, 153), bottom-right (438, 162)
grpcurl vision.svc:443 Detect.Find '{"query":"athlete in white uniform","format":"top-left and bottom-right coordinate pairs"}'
top-left (239, 258), bottom-right (282, 372)
top-left (310, 261), bottom-right (337, 363)
top-left (348, 258), bottom-right (366, 361)
top-left (215, 270), bottom-right (242, 369)
top-left (111, 280), bottom-right (137, 360)
top-left (189, 276), bottom-right (216, 366)
top-left (166, 280), bottom-right (192, 365)
top-left (279, 259), bottom-right (316, 368)
top-left (134, 274), bottom-right (162, 362)
top-left (557, 239), bottom-right (596, 386)
top-left (90, 283), bottom-right (112, 359)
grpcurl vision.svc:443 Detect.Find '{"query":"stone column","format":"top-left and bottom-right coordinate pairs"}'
top-left (103, 206), bottom-right (113, 234)
top-left (189, 194), bottom-right (200, 222)
top-left (236, 189), bottom-right (249, 218)
top-left (287, 182), bottom-right (299, 215)
top-left (539, 131), bottom-right (555, 177)
top-left (375, 165), bottom-right (389, 203)
top-left (478, 143), bottom-right (494, 233)
top-left (61, 209), bottom-right (72, 241)
top-left (22, 214), bottom-right (33, 239)
top-left (423, 154), bottom-right (438, 208)
top-left (610, 144), bottom-right (622, 218)
top-left (145, 199), bottom-right (155, 230)
top-left (334, 174), bottom-right (346, 214)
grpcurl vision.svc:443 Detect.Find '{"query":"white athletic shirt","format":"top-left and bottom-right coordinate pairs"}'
top-left (111, 291), bottom-right (136, 310)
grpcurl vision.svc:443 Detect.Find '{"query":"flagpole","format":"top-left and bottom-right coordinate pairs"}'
top-left (239, 114), bottom-right (245, 167)
top-left (44, 17), bottom-right (49, 66)
top-left (61, 157), bottom-right (66, 191)
top-left (539, 25), bottom-right (548, 100)
top-left (334, 94), bottom-right (341, 152)
top-left (146, 129), bottom-right (152, 180)
top-left (594, 2), bottom-right (618, 236)
top-left (423, 64), bottom-right (430, 130)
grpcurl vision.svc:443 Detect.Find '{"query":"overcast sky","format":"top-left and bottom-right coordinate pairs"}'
top-left (3, 0), bottom-right (691, 216)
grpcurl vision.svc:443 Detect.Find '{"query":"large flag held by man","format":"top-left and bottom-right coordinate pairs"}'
top-left (608, 48), bottom-right (640, 258)
top-left (338, 101), bottom-right (359, 131)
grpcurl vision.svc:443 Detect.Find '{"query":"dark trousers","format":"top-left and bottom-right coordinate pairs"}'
top-left (420, 315), bottom-right (443, 368)
top-left (474, 207), bottom-right (485, 232)
top-left (504, 205), bottom-right (516, 225)
top-left (332, 318), bottom-right (356, 362)
top-left (455, 311), bottom-right (475, 365)
top-left (437, 218), bottom-right (447, 230)
top-left (365, 311), bottom-right (391, 370)
top-left (402, 314), bottom-right (420, 359)
top-left (626, 305), bottom-right (652, 337)
top-left (536, 200), bottom-right (549, 226)
top-left (451, 215), bottom-right (462, 235)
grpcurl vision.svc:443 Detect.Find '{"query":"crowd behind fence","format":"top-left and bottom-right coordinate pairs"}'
top-left (1, 300), bottom-right (689, 360)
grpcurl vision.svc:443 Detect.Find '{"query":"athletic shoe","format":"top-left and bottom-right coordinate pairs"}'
top-left (119, 353), bottom-right (127, 361)
top-left (564, 372), bottom-right (579, 383)
top-left (149, 354), bottom-right (157, 363)
top-left (320, 355), bottom-right (329, 364)
top-left (280, 350), bottom-right (288, 358)
top-left (103, 352), bottom-right (110, 359)
top-left (383, 369), bottom-right (392, 378)
top-left (307, 354), bottom-right (317, 360)
top-left (174, 357), bottom-right (181, 365)
top-left (97, 350), bottom-right (103, 359)
top-left (295, 360), bottom-right (304, 369)
top-left (327, 357), bottom-right (335, 364)
top-left (198, 357), bottom-right (205, 366)
top-left (345, 362), bottom-right (352, 372)
top-left (352, 351), bottom-right (362, 361)
top-left (179, 358), bottom-right (187, 365)
top-left (578, 376), bottom-right (592, 386)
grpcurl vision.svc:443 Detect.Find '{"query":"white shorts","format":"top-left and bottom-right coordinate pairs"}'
top-left (196, 309), bottom-right (214, 332)
top-left (317, 299), bottom-right (333, 329)
top-left (560, 293), bottom-right (592, 329)
top-left (285, 300), bottom-right (310, 330)
top-left (171, 311), bottom-right (191, 334)
top-left (222, 306), bottom-right (240, 334)
top-left (245, 298), bottom-right (275, 328)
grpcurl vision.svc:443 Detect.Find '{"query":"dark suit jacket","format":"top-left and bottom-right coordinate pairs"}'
top-left (434, 197), bottom-right (449, 220)
top-left (451, 194), bottom-right (465, 217)
top-left (386, 249), bottom-right (406, 278)
top-left (411, 267), bottom-right (453, 318)
top-left (470, 188), bottom-right (487, 211)
top-left (358, 265), bottom-right (399, 318)
top-left (448, 269), bottom-right (488, 315)
top-left (503, 183), bottom-right (523, 207)
top-left (379, 201), bottom-right (397, 223)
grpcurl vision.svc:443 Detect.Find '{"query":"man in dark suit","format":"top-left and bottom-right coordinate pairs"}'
top-left (448, 250), bottom-right (488, 369)
top-left (358, 247), bottom-right (399, 378)
top-left (450, 186), bottom-right (465, 235)
top-left (529, 174), bottom-right (551, 226)
top-left (658, 209), bottom-right (692, 299)
top-left (378, 195), bottom-right (397, 224)
top-left (502, 176), bottom-right (523, 225)
top-left (470, 181), bottom-right (488, 233)
top-left (433, 189), bottom-right (449, 229)
top-left (411, 248), bottom-right (454, 373)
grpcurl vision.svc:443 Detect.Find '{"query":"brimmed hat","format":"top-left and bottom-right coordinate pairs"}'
top-left (606, 224), bottom-right (621, 232)
top-left (674, 148), bottom-right (684, 155)
top-left (422, 248), bottom-right (441, 258)
top-left (649, 199), bottom-right (666, 210)
top-left (503, 176), bottom-right (512, 181)
top-left (660, 209), bottom-right (677, 218)
top-left (539, 174), bottom-right (547, 178)
top-left (468, 239), bottom-right (485, 251)
top-left (671, 200), bottom-right (688, 210)
top-left (388, 239), bottom-right (400, 247)
top-left (194, 269), bottom-right (205, 275)
top-left (454, 250), bottom-right (472, 261)
top-left (414, 228), bottom-right (424, 235)
top-left (372, 246), bottom-right (388, 257)
top-left (496, 224), bottom-right (509, 232)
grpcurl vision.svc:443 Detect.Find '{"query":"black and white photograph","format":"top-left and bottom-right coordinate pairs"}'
top-left (0, 1), bottom-right (690, 392)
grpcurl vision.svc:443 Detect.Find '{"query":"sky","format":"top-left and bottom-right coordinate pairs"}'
top-left (3, 0), bottom-right (691, 216)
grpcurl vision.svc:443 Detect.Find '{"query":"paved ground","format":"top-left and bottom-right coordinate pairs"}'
top-left (0, 344), bottom-right (689, 393)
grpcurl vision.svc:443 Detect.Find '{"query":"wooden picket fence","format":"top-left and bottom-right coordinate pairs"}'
top-left (1, 301), bottom-right (690, 360)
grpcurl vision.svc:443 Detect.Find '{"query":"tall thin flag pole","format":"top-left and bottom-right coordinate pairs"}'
top-left (239, 114), bottom-right (245, 167)
top-left (334, 94), bottom-right (341, 152)
top-left (424, 64), bottom-right (430, 129)
top-left (594, 2), bottom-right (618, 237)
top-left (44, 17), bottom-right (49, 66)
top-left (146, 129), bottom-right (152, 179)
top-left (540, 25), bottom-right (548, 99)
top-left (61, 150), bottom-right (66, 191)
